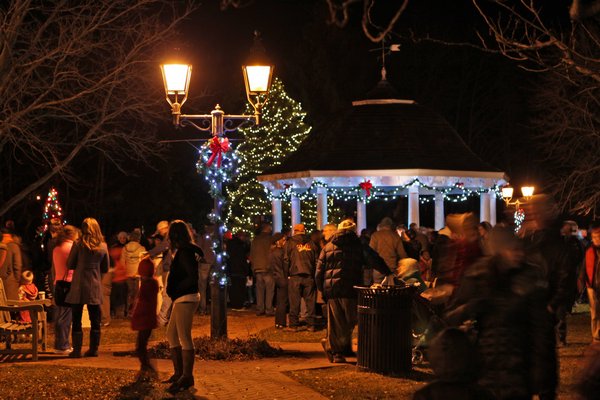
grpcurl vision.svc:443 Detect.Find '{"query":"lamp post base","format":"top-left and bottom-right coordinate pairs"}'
top-left (210, 282), bottom-right (228, 338)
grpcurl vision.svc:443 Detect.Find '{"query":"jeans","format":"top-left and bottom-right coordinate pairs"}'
top-left (126, 277), bottom-right (140, 318)
top-left (198, 263), bottom-right (212, 313)
top-left (101, 272), bottom-right (112, 324)
top-left (288, 275), bottom-right (316, 327)
top-left (275, 278), bottom-right (288, 327)
top-left (71, 304), bottom-right (101, 333)
top-left (326, 298), bottom-right (357, 354)
top-left (54, 304), bottom-right (72, 350)
top-left (255, 272), bottom-right (275, 314)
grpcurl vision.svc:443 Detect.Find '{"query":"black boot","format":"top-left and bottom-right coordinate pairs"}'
top-left (162, 346), bottom-right (182, 384)
top-left (69, 332), bottom-right (83, 358)
top-left (168, 349), bottom-right (195, 393)
top-left (84, 330), bottom-right (100, 357)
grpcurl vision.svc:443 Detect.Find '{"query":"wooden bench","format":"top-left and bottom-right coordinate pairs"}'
top-left (0, 279), bottom-right (51, 361)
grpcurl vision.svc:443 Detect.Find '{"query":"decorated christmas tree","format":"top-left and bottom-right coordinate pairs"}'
top-left (41, 187), bottom-right (65, 234)
top-left (226, 78), bottom-right (311, 233)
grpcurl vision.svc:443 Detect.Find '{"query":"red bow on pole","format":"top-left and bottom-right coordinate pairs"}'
top-left (359, 180), bottom-right (373, 197)
top-left (206, 137), bottom-right (230, 168)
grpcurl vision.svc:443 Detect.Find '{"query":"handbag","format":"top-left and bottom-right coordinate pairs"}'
top-left (54, 272), bottom-right (71, 306)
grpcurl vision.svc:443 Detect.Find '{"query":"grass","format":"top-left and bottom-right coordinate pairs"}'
top-left (256, 326), bottom-right (325, 343)
top-left (0, 365), bottom-right (201, 400)
top-left (283, 312), bottom-right (593, 400)
top-left (285, 365), bottom-right (433, 399)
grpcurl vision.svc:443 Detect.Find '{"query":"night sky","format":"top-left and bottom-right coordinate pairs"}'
top-left (11, 0), bottom-right (578, 239)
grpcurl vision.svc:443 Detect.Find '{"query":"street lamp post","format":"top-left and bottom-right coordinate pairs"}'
top-left (501, 185), bottom-right (535, 231)
top-left (160, 34), bottom-right (274, 338)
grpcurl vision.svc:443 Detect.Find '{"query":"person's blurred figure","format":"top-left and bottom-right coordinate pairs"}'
top-left (270, 232), bottom-right (288, 328)
top-left (197, 224), bottom-right (216, 315)
top-left (409, 223), bottom-right (430, 253)
top-left (131, 257), bottom-right (159, 382)
top-left (446, 227), bottom-right (552, 400)
top-left (369, 217), bottom-right (407, 284)
top-left (121, 229), bottom-right (146, 318)
top-left (478, 221), bottom-right (493, 255)
top-left (310, 230), bottom-right (323, 255)
top-left (557, 220), bottom-right (586, 345)
top-left (435, 213), bottom-right (482, 307)
top-left (520, 194), bottom-right (569, 399)
top-left (250, 223), bottom-right (274, 316)
top-left (1, 226), bottom-right (22, 300)
top-left (576, 342), bottom-right (600, 400)
top-left (580, 223), bottom-right (600, 343)
top-left (110, 232), bottom-right (128, 319)
top-left (413, 328), bottom-right (495, 400)
top-left (226, 231), bottom-right (250, 310)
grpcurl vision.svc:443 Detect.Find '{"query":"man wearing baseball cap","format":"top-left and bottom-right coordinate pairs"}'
top-left (284, 223), bottom-right (319, 331)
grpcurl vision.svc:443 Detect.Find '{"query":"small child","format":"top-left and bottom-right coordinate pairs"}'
top-left (131, 257), bottom-right (159, 381)
top-left (18, 271), bottom-right (38, 323)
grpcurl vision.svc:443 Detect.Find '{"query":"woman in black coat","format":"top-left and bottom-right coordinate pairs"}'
top-left (164, 220), bottom-right (202, 394)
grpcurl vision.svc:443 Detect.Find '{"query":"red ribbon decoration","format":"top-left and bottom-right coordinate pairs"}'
top-left (359, 180), bottom-right (373, 197)
top-left (206, 137), bottom-right (230, 168)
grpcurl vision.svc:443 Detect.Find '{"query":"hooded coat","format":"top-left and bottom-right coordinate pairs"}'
top-left (121, 241), bottom-right (146, 278)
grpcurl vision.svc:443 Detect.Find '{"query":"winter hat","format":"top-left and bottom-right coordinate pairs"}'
top-left (137, 258), bottom-right (155, 278)
top-left (438, 226), bottom-right (452, 237)
top-left (155, 220), bottom-right (169, 235)
top-left (337, 220), bottom-right (357, 232)
top-left (293, 223), bottom-right (306, 234)
top-left (21, 270), bottom-right (34, 285)
top-left (428, 327), bottom-right (478, 382)
top-left (446, 213), bottom-right (477, 236)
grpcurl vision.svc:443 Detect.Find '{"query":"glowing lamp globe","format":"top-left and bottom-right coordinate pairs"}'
top-left (521, 186), bottom-right (535, 198)
top-left (501, 186), bottom-right (514, 200)
top-left (160, 64), bottom-right (192, 97)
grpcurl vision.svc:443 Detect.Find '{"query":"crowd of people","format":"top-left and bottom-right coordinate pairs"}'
top-left (0, 192), bottom-right (599, 398)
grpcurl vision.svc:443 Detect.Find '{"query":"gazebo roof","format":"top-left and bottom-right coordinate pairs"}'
top-left (259, 78), bottom-right (506, 190)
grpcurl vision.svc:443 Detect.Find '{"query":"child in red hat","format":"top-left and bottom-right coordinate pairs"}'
top-left (131, 256), bottom-right (159, 381)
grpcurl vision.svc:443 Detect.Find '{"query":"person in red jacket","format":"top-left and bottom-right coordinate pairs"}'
top-left (131, 257), bottom-right (159, 381)
top-left (581, 223), bottom-right (600, 343)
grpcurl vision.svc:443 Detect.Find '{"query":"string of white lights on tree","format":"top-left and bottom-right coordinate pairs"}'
top-left (225, 78), bottom-right (312, 234)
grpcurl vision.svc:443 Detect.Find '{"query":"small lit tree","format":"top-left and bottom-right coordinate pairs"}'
top-left (41, 187), bottom-right (65, 234)
top-left (227, 78), bottom-right (311, 233)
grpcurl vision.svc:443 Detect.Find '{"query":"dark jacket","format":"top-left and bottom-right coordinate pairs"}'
top-left (66, 241), bottom-right (109, 305)
top-left (369, 227), bottom-right (407, 282)
top-left (446, 255), bottom-right (554, 400)
top-left (284, 234), bottom-right (318, 277)
top-left (167, 244), bottom-right (202, 301)
top-left (271, 246), bottom-right (286, 281)
top-left (250, 232), bottom-right (272, 273)
top-left (226, 236), bottom-right (250, 277)
top-left (316, 230), bottom-right (364, 299)
top-left (0, 241), bottom-right (22, 300)
top-left (523, 228), bottom-right (572, 310)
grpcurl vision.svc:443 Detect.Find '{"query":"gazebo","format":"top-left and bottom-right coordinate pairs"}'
top-left (257, 75), bottom-right (507, 233)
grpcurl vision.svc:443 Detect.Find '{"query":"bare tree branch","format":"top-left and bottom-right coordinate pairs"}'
top-left (0, 0), bottom-right (198, 217)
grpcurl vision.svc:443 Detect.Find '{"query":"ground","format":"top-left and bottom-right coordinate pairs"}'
top-left (0, 307), bottom-right (594, 399)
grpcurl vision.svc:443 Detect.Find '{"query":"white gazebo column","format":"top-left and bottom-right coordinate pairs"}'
top-left (357, 199), bottom-right (367, 235)
top-left (290, 193), bottom-right (301, 228)
top-left (434, 192), bottom-right (445, 231)
top-left (271, 190), bottom-right (282, 233)
top-left (489, 192), bottom-right (497, 226)
top-left (408, 185), bottom-right (420, 226)
top-left (480, 192), bottom-right (491, 223)
top-left (316, 187), bottom-right (328, 229)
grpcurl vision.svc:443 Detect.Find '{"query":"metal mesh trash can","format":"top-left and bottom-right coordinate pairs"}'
top-left (355, 286), bottom-right (413, 375)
